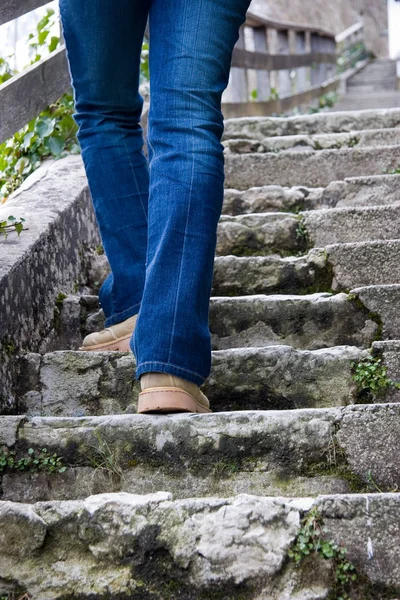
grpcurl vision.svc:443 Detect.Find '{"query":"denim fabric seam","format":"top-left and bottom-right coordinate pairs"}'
top-left (167, 1), bottom-right (202, 364)
top-left (122, 135), bottom-right (148, 224)
top-left (104, 300), bottom-right (141, 327)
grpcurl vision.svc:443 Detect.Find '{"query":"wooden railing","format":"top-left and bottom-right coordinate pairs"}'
top-left (335, 21), bottom-right (367, 73)
top-left (222, 10), bottom-right (338, 117)
top-left (0, 0), bottom-right (368, 144)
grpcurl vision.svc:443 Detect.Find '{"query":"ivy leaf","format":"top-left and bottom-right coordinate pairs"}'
top-left (48, 36), bottom-right (60, 52)
top-left (47, 135), bottom-right (65, 157)
top-left (15, 222), bottom-right (24, 236)
top-left (35, 118), bottom-right (56, 139)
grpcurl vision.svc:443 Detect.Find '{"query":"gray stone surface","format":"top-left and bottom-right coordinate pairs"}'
top-left (212, 249), bottom-right (330, 296)
top-left (223, 128), bottom-right (400, 154)
top-left (0, 491), bottom-right (400, 598)
top-left (372, 340), bottom-right (400, 403)
top-left (0, 156), bottom-right (99, 411)
top-left (223, 108), bottom-right (400, 139)
top-left (338, 404), bottom-right (400, 490)
top-left (327, 240), bottom-right (400, 291)
top-left (209, 293), bottom-right (377, 351)
top-left (217, 212), bottom-right (302, 256)
top-left (222, 185), bottom-right (325, 216)
top-left (332, 174), bottom-right (400, 208)
top-left (352, 285), bottom-right (400, 340)
top-left (224, 146), bottom-right (400, 190)
top-left (304, 204), bottom-right (400, 247)
top-left (17, 344), bottom-right (365, 416)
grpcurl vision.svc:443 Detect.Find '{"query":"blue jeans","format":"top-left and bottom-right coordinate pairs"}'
top-left (59, 0), bottom-right (251, 385)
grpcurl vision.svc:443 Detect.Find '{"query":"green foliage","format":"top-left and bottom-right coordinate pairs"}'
top-left (140, 40), bottom-right (149, 83)
top-left (308, 92), bottom-right (338, 114)
top-left (268, 87), bottom-right (279, 101)
top-left (289, 508), bottom-right (357, 597)
top-left (0, 446), bottom-right (67, 474)
top-left (295, 216), bottom-right (309, 244)
top-left (383, 165), bottom-right (400, 175)
top-left (27, 8), bottom-right (60, 65)
top-left (0, 93), bottom-right (79, 201)
top-left (0, 215), bottom-right (26, 238)
top-left (0, 56), bottom-right (16, 84)
top-left (351, 355), bottom-right (400, 401)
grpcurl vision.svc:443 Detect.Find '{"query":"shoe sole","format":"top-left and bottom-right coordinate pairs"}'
top-left (138, 387), bottom-right (212, 414)
top-left (79, 334), bottom-right (132, 352)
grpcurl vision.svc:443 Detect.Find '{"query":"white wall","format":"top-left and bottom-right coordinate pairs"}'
top-left (388, 0), bottom-right (400, 59)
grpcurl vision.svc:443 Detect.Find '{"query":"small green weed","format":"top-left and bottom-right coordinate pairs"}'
top-left (295, 216), bottom-right (310, 244)
top-left (351, 355), bottom-right (400, 401)
top-left (289, 507), bottom-right (357, 597)
top-left (0, 447), bottom-right (67, 474)
top-left (0, 215), bottom-right (26, 238)
top-left (383, 166), bottom-right (400, 175)
top-left (88, 431), bottom-right (124, 479)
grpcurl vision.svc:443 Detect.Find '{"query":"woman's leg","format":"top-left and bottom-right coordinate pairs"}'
top-left (59, 0), bottom-right (151, 327)
top-left (133, 0), bottom-right (252, 386)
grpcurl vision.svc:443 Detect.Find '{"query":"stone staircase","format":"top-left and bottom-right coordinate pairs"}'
top-left (332, 59), bottom-right (400, 111)
top-left (2, 108), bottom-right (400, 599)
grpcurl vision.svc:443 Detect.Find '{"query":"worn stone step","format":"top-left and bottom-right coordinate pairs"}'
top-left (351, 284), bottom-right (400, 340)
top-left (17, 344), bottom-right (365, 418)
top-left (223, 128), bottom-right (400, 154)
top-left (222, 174), bottom-right (400, 215)
top-left (224, 145), bottom-right (400, 189)
top-left (218, 204), bottom-right (400, 256)
top-left (327, 239), bottom-right (400, 291)
top-left (209, 293), bottom-right (377, 351)
top-left (222, 108), bottom-right (400, 140)
top-left (303, 204), bottom-right (400, 247)
top-left (1, 403), bottom-right (400, 504)
top-left (1, 491), bottom-right (399, 599)
top-left (217, 212), bottom-right (303, 256)
top-left (212, 250), bottom-right (330, 296)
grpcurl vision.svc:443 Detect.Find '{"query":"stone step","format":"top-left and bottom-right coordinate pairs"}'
top-left (218, 204), bottom-right (400, 255)
top-left (222, 174), bottom-right (400, 215)
top-left (217, 212), bottom-right (303, 256)
top-left (303, 204), bottom-right (400, 247)
top-left (330, 93), bottom-right (400, 112)
top-left (212, 250), bottom-right (330, 296)
top-left (51, 290), bottom-right (379, 356)
top-left (327, 239), bottom-right (400, 291)
top-left (352, 284), bottom-right (400, 340)
top-left (214, 240), bottom-right (400, 296)
top-left (223, 128), bottom-right (400, 154)
top-left (222, 108), bottom-right (400, 140)
top-left (209, 293), bottom-right (377, 351)
top-left (224, 145), bottom-right (400, 189)
top-left (1, 403), bottom-right (400, 503)
top-left (17, 344), bottom-right (365, 417)
top-left (0, 491), bottom-right (399, 599)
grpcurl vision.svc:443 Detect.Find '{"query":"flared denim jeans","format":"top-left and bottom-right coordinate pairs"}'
top-left (59, 0), bottom-right (251, 385)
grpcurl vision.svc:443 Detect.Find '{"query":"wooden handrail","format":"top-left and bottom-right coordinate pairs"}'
top-left (335, 21), bottom-right (364, 44)
top-left (0, 0), bottom-right (49, 27)
top-left (245, 10), bottom-right (335, 40)
top-left (232, 49), bottom-right (336, 71)
top-left (0, 47), bottom-right (70, 143)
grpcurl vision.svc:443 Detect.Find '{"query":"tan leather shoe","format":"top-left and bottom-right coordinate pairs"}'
top-left (138, 372), bottom-right (211, 414)
top-left (79, 314), bottom-right (137, 352)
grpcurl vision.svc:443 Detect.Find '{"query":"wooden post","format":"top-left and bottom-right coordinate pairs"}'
top-left (222, 26), bottom-right (248, 103)
top-left (277, 29), bottom-right (291, 97)
top-left (253, 26), bottom-right (270, 101)
top-left (295, 31), bottom-right (307, 93)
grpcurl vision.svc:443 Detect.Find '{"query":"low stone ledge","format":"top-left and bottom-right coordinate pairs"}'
top-left (0, 491), bottom-right (399, 598)
top-left (0, 155), bottom-right (99, 411)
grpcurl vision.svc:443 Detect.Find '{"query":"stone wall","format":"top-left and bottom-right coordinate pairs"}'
top-left (249, 0), bottom-right (389, 57)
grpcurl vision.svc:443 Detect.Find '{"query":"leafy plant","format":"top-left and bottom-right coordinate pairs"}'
top-left (27, 8), bottom-right (60, 65)
top-left (0, 446), bottom-right (67, 474)
top-left (0, 56), bottom-right (16, 84)
top-left (289, 507), bottom-right (357, 596)
top-left (0, 215), bottom-right (26, 238)
top-left (351, 355), bottom-right (400, 401)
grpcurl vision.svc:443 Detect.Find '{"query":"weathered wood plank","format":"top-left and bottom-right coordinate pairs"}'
top-left (0, 0), bottom-right (49, 27)
top-left (222, 78), bottom-right (339, 119)
top-left (232, 48), bottom-right (336, 71)
top-left (0, 47), bottom-right (71, 143)
top-left (245, 10), bottom-right (335, 40)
